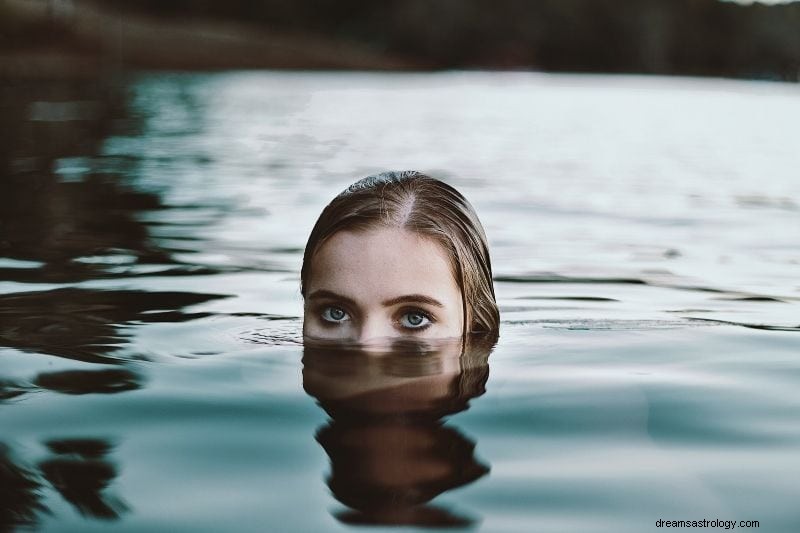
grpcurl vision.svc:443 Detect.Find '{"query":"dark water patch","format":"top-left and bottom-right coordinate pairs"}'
top-left (267, 247), bottom-right (303, 254)
top-left (0, 79), bottom-right (126, 172)
top-left (497, 276), bottom-right (792, 306)
top-left (0, 174), bottom-right (174, 281)
top-left (711, 296), bottom-right (789, 303)
top-left (0, 263), bottom-right (237, 284)
top-left (149, 233), bottom-right (205, 242)
top-left (496, 274), bottom-right (648, 285)
top-left (229, 312), bottom-right (297, 320)
top-left (28, 101), bottom-right (103, 123)
top-left (38, 438), bottom-right (128, 520)
top-left (34, 368), bottom-right (143, 396)
top-left (0, 438), bottom-right (126, 527)
top-left (155, 202), bottom-right (239, 212)
top-left (176, 351), bottom-right (220, 359)
top-left (0, 80), bottom-right (199, 285)
top-left (126, 261), bottom-right (292, 276)
top-left (684, 317), bottom-right (800, 332)
top-left (667, 285), bottom-right (728, 294)
top-left (735, 194), bottom-right (799, 211)
top-left (45, 439), bottom-right (113, 460)
top-left (0, 288), bottom-right (229, 364)
top-left (133, 310), bottom-right (215, 323)
top-left (0, 444), bottom-right (46, 532)
top-left (119, 264), bottom-right (237, 277)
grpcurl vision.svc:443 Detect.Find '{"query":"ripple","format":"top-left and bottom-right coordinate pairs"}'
top-left (502, 318), bottom-right (714, 330)
top-left (684, 317), bottom-right (800, 332)
top-left (238, 319), bottom-right (304, 346)
top-left (496, 275), bottom-right (647, 285)
top-left (711, 296), bottom-right (789, 303)
top-left (0, 288), bottom-right (229, 364)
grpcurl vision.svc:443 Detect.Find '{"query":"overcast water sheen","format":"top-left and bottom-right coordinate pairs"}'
top-left (1, 71), bottom-right (799, 532)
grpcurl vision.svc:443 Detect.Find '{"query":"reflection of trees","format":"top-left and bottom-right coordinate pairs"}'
top-left (0, 438), bottom-right (127, 531)
top-left (34, 368), bottom-right (142, 395)
top-left (0, 288), bottom-right (227, 364)
top-left (303, 338), bottom-right (494, 527)
top-left (0, 444), bottom-right (46, 532)
top-left (0, 173), bottom-right (174, 283)
top-left (0, 78), bottom-right (234, 371)
top-left (39, 438), bottom-right (128, 520)
top-left (1, 368), bottom-right (143, 404)
top-left (0, 79), bottom-right (178, 284)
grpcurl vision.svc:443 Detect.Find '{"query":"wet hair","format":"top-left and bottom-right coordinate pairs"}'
top-left (301, 171), bottom-right (499, 339)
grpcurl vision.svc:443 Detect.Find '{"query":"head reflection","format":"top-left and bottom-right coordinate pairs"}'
top-left (303, 336), bottom-right (494, 527)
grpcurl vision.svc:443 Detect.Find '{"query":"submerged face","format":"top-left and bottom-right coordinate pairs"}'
top-left (303, 227), bottom-right (464, 344)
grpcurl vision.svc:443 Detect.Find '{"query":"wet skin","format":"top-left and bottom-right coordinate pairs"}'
top-left (303, 227), bottom-right (464, 345)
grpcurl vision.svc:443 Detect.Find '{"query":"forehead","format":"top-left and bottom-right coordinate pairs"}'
top-left (307, 227), bottom-right (460, 303)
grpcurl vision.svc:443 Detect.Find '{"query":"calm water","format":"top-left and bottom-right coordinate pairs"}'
top-left (1, 71), bottom-right (799, 532)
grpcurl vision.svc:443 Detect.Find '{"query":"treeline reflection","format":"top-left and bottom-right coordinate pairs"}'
top-left (0, 78), bottom-right (215, 285)
top-left (0, 288), bottom-right (226, 364)
top-left (0, 439), bottom-right (127, 531)
top-left (1, 78), bottom-right (234, 373)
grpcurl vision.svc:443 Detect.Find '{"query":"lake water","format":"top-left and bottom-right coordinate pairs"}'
top-left (1, 71), bottom-right (799, 532)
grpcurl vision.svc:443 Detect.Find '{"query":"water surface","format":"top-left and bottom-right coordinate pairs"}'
top-left (1, 71), bottom-right (799, 532)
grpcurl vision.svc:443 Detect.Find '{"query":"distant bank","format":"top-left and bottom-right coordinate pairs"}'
top-left (1, 0), bottom-right (798, 80)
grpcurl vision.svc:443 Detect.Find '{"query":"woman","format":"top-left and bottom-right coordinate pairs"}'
top-left (301, 171), bottom-right (499, 346)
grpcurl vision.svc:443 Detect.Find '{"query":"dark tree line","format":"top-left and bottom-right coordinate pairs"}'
top-left (103, 0), bottom-right (800, 79)
top-left (1, 1), bottom-right (798, 79)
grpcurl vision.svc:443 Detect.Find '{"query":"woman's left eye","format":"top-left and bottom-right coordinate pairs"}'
top-left (399, 311), bottom-right (432, 329)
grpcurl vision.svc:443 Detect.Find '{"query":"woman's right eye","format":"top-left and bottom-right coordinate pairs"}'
top-left (321, 306), bottom-right (350, 323)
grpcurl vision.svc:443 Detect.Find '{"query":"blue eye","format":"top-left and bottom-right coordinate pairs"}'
top-left (400, 311), bottom-right (431, 329)
top-left (321, 306), bottom-right (349, 323)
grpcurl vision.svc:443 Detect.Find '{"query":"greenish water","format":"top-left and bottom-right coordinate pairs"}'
top-left (1, 72), bottom-right (799, 532)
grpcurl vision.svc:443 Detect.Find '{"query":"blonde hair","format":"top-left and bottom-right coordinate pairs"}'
top-left (301, 171), bottom-right (499, 339)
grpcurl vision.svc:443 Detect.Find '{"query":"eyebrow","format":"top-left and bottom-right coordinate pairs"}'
top-left (307, 290), bottom-right (444, 309)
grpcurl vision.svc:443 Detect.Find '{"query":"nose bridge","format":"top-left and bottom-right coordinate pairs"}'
top-left (357, 311), bottom-right (392, 344)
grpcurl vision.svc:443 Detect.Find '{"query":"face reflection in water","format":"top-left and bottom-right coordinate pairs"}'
top-left (302, 337), bottom-right (494, 527)
top-left (303, 227), bottom-right (464, 345)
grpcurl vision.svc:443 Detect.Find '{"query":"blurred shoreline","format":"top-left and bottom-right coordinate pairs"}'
top-left (0, 0), bottom-right (415, 79)
top-left (1, 0), bottom-right (799, 80)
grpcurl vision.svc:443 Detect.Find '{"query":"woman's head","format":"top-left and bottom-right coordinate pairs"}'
top-left (301, 171), bottom-right (499, 344)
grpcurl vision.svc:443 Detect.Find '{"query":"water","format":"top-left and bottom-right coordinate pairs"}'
top-left (1, 71), bottom-right (799, 532)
